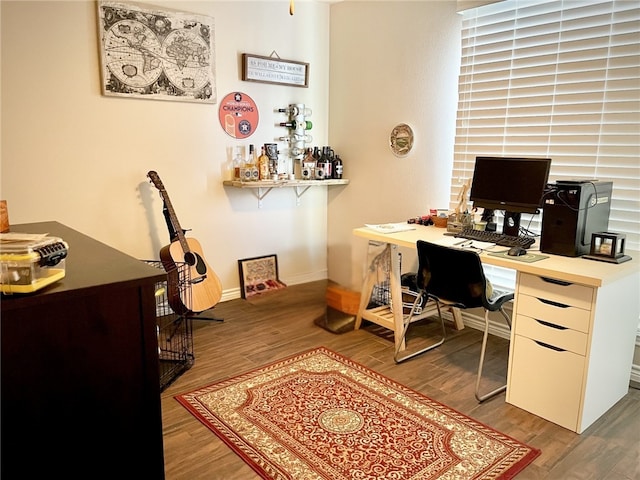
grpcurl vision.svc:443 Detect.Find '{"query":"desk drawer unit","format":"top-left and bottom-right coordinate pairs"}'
top-left (507, 273), bottom-right (595, 432)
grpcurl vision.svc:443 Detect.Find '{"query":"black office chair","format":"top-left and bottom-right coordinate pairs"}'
top-left (394, 240), bottom-right (514, 402)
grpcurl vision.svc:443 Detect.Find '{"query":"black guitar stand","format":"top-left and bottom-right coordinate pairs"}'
top-left (162, 201), bottom-right (224, 323)
top-left (186, 310), bottom-right (224, 323)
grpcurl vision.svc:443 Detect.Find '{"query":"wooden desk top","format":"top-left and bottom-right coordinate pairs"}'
top-left (353, 225), bottom-right (639, 288)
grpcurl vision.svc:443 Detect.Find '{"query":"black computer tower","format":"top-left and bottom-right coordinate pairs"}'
top-left (540, 181), bottom-right (613, 257)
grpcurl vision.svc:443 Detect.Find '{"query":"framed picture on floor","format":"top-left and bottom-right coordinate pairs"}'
top-left (238, 254), bottom-right (287, 299)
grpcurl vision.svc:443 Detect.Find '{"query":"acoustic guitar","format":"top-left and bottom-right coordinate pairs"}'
top-left (147, 171), bottom-right (222, 314)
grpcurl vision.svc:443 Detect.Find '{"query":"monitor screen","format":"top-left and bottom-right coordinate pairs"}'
top-left (469, 156), bottom-right (552, 236)
top-left (470, 156), bottom-right (551, 213)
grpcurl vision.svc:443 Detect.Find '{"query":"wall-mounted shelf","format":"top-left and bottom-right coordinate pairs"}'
top-left (223, 179), bottom-right (349, 207)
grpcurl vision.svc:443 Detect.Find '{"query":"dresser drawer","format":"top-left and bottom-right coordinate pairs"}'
top-left (516, 294), bottom-right (591, 333)
top-left (518, 273), bottom-right (594, 310)
top-left (508, 334), bottom-right (585, 432)
top-left (514, 314), bottom-right (588, 355)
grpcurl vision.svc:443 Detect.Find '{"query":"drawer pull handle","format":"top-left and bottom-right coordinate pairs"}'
top-left (536, 319), bottom-right (567, 330)
top-left (538, 298), bottom-right (570, 309)
top-left (535, 340), bottom-right (565, 352)
top-left (540, 276), bottom-right (572, 287)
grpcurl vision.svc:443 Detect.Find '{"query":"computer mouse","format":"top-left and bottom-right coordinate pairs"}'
top-left (507, 246), bottom-right (527, 257)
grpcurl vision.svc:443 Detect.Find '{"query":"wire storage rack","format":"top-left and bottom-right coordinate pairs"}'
top-left (365, 244), bottom-right (423, 316)
top-left (145, 260), bottom-right (194, 391)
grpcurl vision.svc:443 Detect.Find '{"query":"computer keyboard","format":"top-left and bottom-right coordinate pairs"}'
top-left (455, 228), bottom-right (536, 249)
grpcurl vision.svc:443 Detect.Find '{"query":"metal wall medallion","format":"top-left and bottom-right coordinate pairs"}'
top-left (389, 123), bottom-right (414, 157)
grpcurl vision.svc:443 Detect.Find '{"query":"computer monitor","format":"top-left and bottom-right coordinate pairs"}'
top-left (469, 156), bottom-right (552, 237)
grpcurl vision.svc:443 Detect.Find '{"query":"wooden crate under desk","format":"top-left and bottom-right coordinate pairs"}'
top-left (326, 284), bottom-right (361, 316)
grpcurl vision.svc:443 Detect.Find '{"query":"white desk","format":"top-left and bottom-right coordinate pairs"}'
top-left (353, 225), bottom-right (640, 433)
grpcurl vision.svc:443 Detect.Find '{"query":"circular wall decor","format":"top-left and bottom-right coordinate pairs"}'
top-left (218, 92), bottom-right (259, 139)
top-left (389, 123), bottom-right (414, 157)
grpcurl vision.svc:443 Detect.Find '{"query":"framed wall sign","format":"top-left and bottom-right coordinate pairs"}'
top-left (242, 53), bottom-right (309, 88)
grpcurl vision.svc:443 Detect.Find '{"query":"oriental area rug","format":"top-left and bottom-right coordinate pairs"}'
top-left (176, 347), bottom-right (540, 479)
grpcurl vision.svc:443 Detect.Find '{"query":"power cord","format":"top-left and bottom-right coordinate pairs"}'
top-left (543, 180), bottom-right (601, 213)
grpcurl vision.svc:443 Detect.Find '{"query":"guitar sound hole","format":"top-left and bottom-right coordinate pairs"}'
top-left (184, 252), bottom-right (197, 266)
top-left (184, 252), bottom-right (208, 275)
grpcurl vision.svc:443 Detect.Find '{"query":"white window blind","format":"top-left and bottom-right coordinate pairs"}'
top-left (453, 0), bottom-right (640, 288)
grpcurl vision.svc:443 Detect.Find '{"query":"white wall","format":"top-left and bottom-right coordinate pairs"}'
top-left (1, 0), bottom-right (462, 298)
top-left (328, 1), bottom-right (461, 289)
top-left (1, 0), bottom-right (337, 298)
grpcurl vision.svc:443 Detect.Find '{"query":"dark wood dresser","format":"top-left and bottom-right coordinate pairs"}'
top-left (1, 222), bottom-right (166, 478)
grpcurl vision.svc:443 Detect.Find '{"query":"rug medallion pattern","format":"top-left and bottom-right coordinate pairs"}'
top-left (176, 347), bottom-right (540, 479)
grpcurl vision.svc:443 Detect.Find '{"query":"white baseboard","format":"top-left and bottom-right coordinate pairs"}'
top-left (220, 287), bottom-right (242, 303)
top-left (219, 272), bottom-right (327, 304)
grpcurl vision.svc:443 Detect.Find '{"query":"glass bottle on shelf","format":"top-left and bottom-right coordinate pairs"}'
top-left (258, 146), bottom-right (270, 180)
top-left (332, 155), bottom-right (343, 179)
top-left (243, 144), bottom-right (258, 182)
top-left (319, 146), bottom-right (333, 179)
top-left (302, 148), bottom-right (316, 180)
top-left (233, 145), bottom-right (244, 180)
top-left (251, 144), bottom-right (260, 181)
top-left (293, 158), bottom-right (301, 180)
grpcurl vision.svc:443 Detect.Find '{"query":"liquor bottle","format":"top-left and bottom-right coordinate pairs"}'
top-left (304, 147), bottom-right (315, 163)
top-left (258, 146), bottom-right (270, 180)
top-left (233, 146), bottom-right (244, 180)
top-left (301, 148), bottom-right (315, 180)
top-left (332, 155), bottom-right (343, 179)
top-left (279, 120), bottom-right (312, 130)
top-left (251, 144), bottom-right (260, 181)
top-left (242, 144), bottom-right (258, 182)
top-left (320, 146), bottom-right (333, 179)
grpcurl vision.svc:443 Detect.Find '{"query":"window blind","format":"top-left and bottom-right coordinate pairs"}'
top-left (453, 0), bottom-right (640, 288)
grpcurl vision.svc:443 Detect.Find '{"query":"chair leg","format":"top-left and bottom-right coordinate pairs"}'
top-left (475, 309), bottom-right (507, 402)
top-left (394, 295), bottom-right (446, 364)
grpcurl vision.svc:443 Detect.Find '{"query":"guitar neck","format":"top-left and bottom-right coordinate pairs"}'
top-left (159, 191), bottom-right (190, 254)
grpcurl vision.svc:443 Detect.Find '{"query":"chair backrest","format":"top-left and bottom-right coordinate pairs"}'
top-left (416, 240), bottom-right (487, 309)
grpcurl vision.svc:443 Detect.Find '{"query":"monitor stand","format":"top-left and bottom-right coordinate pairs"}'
top-left (502, 211), bottom-right (521, 237)
top-left (481, 209), bottom-right (497, 232)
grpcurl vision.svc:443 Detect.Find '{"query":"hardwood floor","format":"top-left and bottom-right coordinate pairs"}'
top-left (161, 280), bottom-right (640, 479)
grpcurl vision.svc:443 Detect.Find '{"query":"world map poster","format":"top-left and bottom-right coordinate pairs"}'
top-left (97, 1), bottom-right (216, 104)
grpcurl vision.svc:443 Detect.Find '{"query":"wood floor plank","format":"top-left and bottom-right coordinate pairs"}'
top-left (161, 280), bottom-right (640, 479)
